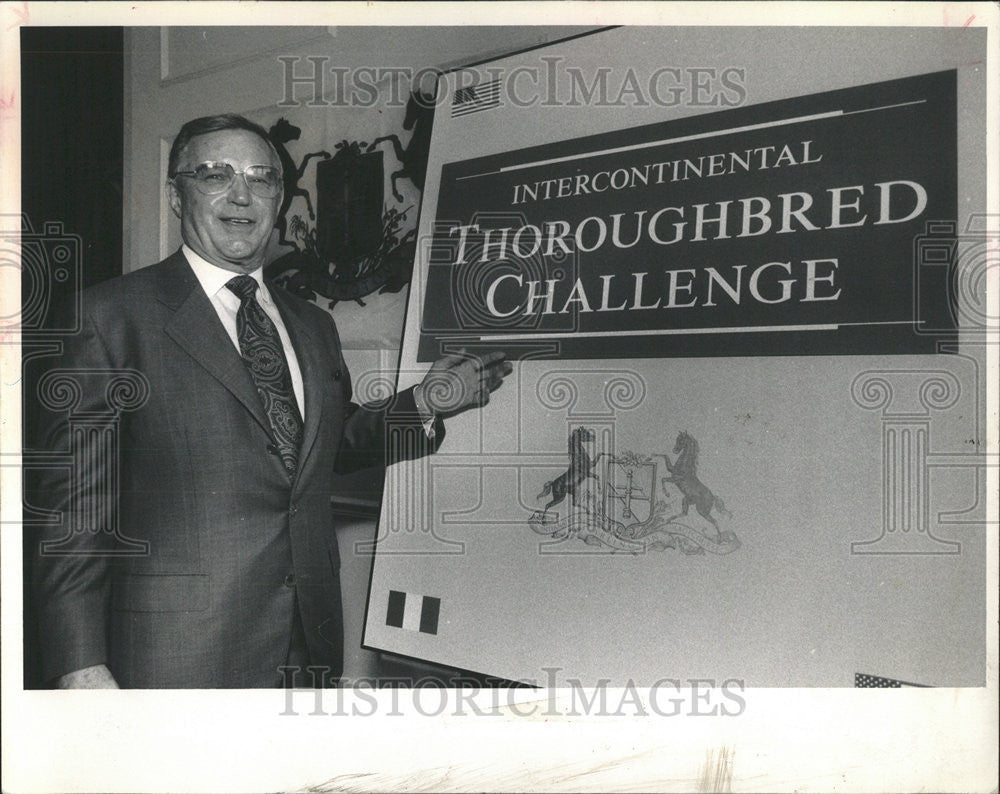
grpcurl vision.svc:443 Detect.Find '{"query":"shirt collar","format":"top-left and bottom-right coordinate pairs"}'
top-left (181, 244), bottom-right (269, 303)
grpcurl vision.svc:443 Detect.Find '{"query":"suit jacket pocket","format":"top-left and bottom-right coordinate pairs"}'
top-left (112, 573), bottom-right (209, 612)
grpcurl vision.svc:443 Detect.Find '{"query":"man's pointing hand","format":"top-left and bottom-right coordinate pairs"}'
top-left (417, 350), bottom-right (513, 419)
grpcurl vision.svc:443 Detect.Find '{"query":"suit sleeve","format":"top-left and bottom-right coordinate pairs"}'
top-left (326, 317), bottom-right (445, 475)
top-left (29, 309), bottom-right (119, 683)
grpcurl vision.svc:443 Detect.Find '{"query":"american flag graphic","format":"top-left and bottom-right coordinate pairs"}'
top-left (385, 590), bottom-right (440, 635)
top-left (451, 79), bottom-right (502, 117)
top-left (855, 673), bottom-right (931, 688)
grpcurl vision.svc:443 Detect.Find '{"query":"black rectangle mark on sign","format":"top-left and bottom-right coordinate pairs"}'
top-left (385, 589), bottom-right (405, 628)
top-left (419, 596), bottom-right (440, 635)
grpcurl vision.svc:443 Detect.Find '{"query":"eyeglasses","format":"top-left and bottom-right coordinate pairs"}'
top-left (172, 162), bottom-right (283, 198)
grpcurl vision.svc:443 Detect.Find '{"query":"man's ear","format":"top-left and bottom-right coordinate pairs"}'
top-left (268, 187), bottom-right (285, 229)
top-left (166, 179), bottom-right (183, 219)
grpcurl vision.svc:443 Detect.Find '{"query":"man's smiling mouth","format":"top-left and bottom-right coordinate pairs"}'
top-left (221, 217), bottom-right (255, 226)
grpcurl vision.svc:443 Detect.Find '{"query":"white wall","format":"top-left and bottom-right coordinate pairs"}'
top-left (124, 26), bottom-right (594, 273)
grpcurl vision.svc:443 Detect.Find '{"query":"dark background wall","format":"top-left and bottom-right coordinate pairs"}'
top-left (21, 27), bottom-right (124, 687)
top-left (21, 27), bottom-right (124, 292)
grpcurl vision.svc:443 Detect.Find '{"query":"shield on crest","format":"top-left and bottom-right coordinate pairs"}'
top-left (603, 458), bottom-right (656, 526)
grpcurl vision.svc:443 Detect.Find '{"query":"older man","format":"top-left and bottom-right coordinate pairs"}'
top-left (30, 114), bottom-right (509, 688)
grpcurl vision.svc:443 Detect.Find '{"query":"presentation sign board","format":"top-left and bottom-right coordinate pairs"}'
top-left (419, 71), bottom-right (956, 360)
top-left (364, 28), bottom-right (986, 688)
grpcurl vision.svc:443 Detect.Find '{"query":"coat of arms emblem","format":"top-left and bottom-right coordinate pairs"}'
top-left (604, 454), bottom-right (656, 526)
top-left (528, 428), bottom-right (740, 555)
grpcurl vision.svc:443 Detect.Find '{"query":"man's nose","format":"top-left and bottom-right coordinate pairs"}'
top-left (226, 173), bottom-right (253, 204)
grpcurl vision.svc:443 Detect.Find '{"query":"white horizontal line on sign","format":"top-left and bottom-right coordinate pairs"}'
top-left (466, 320), bottom-right (915, 342)
top-left (454, 99), bottom-right (926, 181)
top-left (841, 99), bottom-right (927, 118)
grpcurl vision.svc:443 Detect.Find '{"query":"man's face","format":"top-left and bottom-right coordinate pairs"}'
top-left (168, 129), bottom-right (283, 273)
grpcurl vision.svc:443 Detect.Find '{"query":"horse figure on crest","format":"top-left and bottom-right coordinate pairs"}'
top-left (660, 431), bottom-right (731, 540)
top-left (366, 91), bottom-right (434, 203)
top-left (268, 118), bottom-right (331, 248)
top-left (537, 427), bottom-right (599, 516)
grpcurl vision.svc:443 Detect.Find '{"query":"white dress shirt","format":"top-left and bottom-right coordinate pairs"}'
top-left (182, 245), bottom-right (436, 437)
top-left (182, 245), bottom-right (306, 418)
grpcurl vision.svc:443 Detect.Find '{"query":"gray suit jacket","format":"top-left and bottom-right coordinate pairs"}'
top-left (30, 250), bottom-right (441, 687)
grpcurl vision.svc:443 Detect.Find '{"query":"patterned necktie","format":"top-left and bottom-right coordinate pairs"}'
top-left (226, 275), bottom-right (303, 477)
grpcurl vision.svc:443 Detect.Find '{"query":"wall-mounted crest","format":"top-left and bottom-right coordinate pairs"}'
top-left (264, 92), bottom-right (434, 308)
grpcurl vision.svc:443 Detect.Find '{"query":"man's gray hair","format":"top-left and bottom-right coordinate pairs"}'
top-left (167, 114), bottom-right (280, 178)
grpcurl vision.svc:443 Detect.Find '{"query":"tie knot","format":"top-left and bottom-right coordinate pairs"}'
top-left (226, 275), bottom-right (258, 302)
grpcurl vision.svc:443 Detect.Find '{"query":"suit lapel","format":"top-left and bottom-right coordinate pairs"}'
top-left (269, 286), bottom-right (327, 479)
top-left (156, 252), bottom-right (272, 439)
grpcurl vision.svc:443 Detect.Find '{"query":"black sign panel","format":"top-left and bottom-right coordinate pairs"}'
top-left (418, 70), bottom-right (956, 360)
